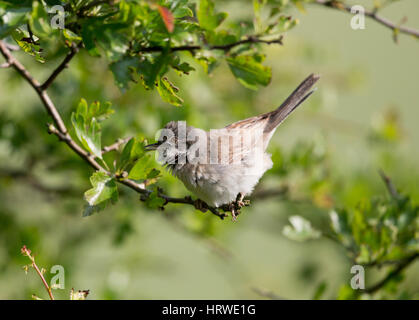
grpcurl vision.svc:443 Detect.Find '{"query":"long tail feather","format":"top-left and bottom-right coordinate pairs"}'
top-left (264, 74), bottom-right (320, 133)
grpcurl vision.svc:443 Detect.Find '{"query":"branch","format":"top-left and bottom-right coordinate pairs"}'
top-left (365, 252), bottom-right (418, 294)
top-left (313, 0), bottom-right (419, 39)
top-left (40, 44), bottom-right (80, 91)
top-left (21, 246), bottom-right (55, 300)
top-left (102, 137), bottom-right (132, 154)
top-left (378, 169), bottom-right (400, 200)
top-left (136, 35), bottom-right (283, 54)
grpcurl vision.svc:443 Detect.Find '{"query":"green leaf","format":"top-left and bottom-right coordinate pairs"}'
top-left (313, 281), bottom-right (327, 300)
top-left (137, 53), bottom-right (170, 89)
top-left (226, 55), bottom-right (271, 90)
top-left (283, 215), bottom-right (321, 242)
top-left (71, 113), bottom-right (102, 159)
top-left (198, 0), bottom-right (228, 30)
top-left (83, 171), bottom-right (118, 216)
top-left (110, 56), bottom-right (141, 90)
top-left (144, 188), bottom-right (165, 209)
top-left (29, 1), bottom-right (53, 38)
top-left (71, 99), bottom-right (114, 159)
top-left (128, 154), bottom-right (156, 180)
top-left (355, 244), bottom-right (371, 264)
top-left (81, 23), bottom-right (101, 57)
top-left (337, 285), bottom-right (358, 300)
top-left (118, 137), bottom-right (146, 171)
top-left (0, 6), bottom-right (30, 39)
top-left (11, 28), bottom-right (44, 63)
top-left (63, 29), bottom-right (82, 45)
top-left (156, 77), bottom-right (183, 107)
top-left (293, 0), bottom-right (306, 14)
top-left (119, 138), bottom-right (136, 169)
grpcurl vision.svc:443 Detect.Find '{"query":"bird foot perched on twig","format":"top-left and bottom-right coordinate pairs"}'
top-left (225, 193), bottom-right (251, 222)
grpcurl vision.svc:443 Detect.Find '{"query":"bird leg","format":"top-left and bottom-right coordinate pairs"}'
top-left (229, 203), bottom-right (238, 222)
top-left (227, 193), bottom-right (251, 222)
top-left (236, 192), bottom-right (250, 208)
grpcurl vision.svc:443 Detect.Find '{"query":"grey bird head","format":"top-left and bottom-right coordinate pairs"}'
top-left (145, 121), bottom-right (205, 169)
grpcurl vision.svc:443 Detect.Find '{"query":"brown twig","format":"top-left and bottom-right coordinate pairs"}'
top-left (21, 246), bottom-right (55, 300)
top-left (378, 169), bottom-right (400, 199)
top-left (313, 0), bottom-right (419, 39)
top-left (41, 44), bottom-right (81, 91)
top-left (136, 36), bottom-right (283, 54)
top-left (364, 252), bottom-right (419, 294)
top-left (102, 137), bottom-right (132, 154)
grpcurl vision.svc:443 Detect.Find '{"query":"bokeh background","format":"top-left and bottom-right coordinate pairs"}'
top-left (0, 0), bottom-right (418, 299)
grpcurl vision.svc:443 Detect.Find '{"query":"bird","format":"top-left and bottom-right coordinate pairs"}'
top-left (145, 74), bottom-right (320, 218)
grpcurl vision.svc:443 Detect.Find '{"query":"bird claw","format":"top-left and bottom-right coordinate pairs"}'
top-left (228, 203), bottom-right (239, 222)
top-left (227, 194), bottom-right (251, 222)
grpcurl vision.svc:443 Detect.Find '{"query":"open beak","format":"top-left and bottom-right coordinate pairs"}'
top-left (144, 142), bottom-right (160, 151)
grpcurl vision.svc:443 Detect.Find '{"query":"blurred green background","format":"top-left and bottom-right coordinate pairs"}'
top-left (0, 0), bottom-right (418, 299)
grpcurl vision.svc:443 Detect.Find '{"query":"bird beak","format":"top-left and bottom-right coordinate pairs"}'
top-left (144, 142), bottom-right (160, 151)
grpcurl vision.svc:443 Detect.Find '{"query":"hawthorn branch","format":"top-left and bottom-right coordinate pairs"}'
top-left (365, 252), bottom-right (419, 294)
top-left (136, 35), bottom-right (283, 54)
top-left (102, 137), bottom-right (132, 154)
top-left (314, 0), bottom-right (419, 39)
top-left (41, 43), bottom-right (81, 91)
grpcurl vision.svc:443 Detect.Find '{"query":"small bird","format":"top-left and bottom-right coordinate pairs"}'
top-left (146, 74), bottom-right (320, 218)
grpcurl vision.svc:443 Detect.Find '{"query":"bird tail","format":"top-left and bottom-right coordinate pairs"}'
top-left (264, 74), bottom-right (320, 133)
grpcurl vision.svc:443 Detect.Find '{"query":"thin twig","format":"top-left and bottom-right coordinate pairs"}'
top-left (314, 0), bottom-right (419, 39)
top-left (41, 44), bottom-right (80, 91)
top-left (136, 36), bottom-right (283, 54)
top-left (21, 246), bottom-right (55, 300)
top-left (102, 137), bottom-right (132, 154)
top-left (378, 169), bottom-right (400, 199)
top-left (364, 252), bottom-right (418, 293)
